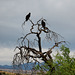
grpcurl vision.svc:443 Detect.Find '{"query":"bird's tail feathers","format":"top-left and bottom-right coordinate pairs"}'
top-left (22, 20), bottom-right (26, 29)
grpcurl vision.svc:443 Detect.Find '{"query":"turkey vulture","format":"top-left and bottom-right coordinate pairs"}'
top-left (41, 20), bottom-right (45, 29)
top-left (25, 12), bottom-right (31, 21)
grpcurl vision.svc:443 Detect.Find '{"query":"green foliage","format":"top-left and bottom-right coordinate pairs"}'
top-left (52, 45), bottom-right (75, 75)
top-left (35, 45), bottom-right (75, 75)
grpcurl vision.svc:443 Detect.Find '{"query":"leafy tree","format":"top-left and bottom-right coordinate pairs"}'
top-left (53, 45), bottom-right (75, 75)
top-left (36, 45), bottom-right (75, 75)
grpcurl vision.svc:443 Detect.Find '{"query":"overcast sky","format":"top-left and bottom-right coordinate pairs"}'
top-left (0, 0), bottom-right (75, 65)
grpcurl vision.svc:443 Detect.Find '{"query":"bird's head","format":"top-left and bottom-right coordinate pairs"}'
top-left (29, 12), bottom-right (31, 15)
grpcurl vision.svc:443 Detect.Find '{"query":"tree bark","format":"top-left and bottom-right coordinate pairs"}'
top-left (37, 33), bottom-right (42, 52)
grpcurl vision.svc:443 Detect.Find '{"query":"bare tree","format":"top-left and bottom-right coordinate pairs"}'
top-left (12, 13), bottom-right (66, 74)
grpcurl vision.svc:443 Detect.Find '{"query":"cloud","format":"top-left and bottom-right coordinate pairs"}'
top-left (0, 47), bottom-right (14, 65)
top-left (0, 0), bottom-right (75, 42)
top-left (0, 47), bottom-right (74, 65)
top-left (0, 0), bottom-right (75, 65)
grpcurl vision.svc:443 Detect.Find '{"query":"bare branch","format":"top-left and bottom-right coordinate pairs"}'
top-left (13, 13), bottom-right (66, 72)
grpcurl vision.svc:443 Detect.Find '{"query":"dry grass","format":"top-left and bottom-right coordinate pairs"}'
top-left (0, 70), bottom-right (28, 75)
top-left (0, 70), bottom-right (40, 75)
top-left (0, 70), bottom-right (16, 75)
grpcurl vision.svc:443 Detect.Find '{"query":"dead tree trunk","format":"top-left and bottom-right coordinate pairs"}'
top-left (13, 13), bottom-right (66, 74)
top-left (37, 33), bottom-right (42, 52)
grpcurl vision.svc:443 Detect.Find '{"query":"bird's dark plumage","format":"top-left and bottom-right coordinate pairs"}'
top-left (25, 13), bottom-right (31, 21)
top-left (41, 20), bottom-right (45, 29)
top-left (22, 13), bottom-right (31, 29)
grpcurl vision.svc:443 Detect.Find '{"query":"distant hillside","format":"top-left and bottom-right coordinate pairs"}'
top-left (0, 62), bottom-right (43, 70)
top-left (0, 65), bottom-right (13, 69)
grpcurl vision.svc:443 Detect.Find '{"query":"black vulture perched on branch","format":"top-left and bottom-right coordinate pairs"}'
top-left (22, 12), bottom-right (31, 28)
top-left (25, 12), bottom-right (31, 21)
top-left (41, 20), bottom-right (46, 29)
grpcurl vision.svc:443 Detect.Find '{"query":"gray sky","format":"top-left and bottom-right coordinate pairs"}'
top-left (0, 0), bottom-right (75, 65)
